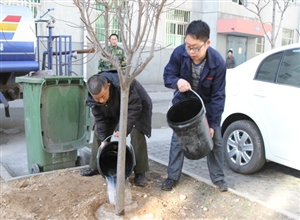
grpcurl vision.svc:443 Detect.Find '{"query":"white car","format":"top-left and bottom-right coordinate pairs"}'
top-left (221, 43), bottom-right (300, 174)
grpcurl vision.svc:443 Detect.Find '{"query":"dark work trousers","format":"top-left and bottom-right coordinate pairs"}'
top-left (167, 126), bottom-right (225, 183)
top-left (89, 125), bottom-right (149, 174)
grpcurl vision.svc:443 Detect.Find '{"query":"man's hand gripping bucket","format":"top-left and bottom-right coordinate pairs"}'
top-left (167, 89), bottom-right (213, 160)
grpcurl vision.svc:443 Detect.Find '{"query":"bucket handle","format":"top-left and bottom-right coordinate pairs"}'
top-left (102, 134), bottom-right (113, 143)
top-left (170, 89), bottom-right (206, 114)
top-left (100, 134), bottom-right (135, 156)
top-left (102, 134), bottom-right (131, 146)
top-left (101, 134), bottom-right (128, 147)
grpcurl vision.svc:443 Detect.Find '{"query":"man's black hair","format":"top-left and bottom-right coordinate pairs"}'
top-left (185, 20), bottom-right (210, 42)
top-left (87, 74), bottom-right (108, 95)
top-left (109, 33), bottom-right (119, 40)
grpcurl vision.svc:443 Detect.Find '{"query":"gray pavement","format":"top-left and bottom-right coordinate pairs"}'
top-left (0, 84), bottom-right (299, 220)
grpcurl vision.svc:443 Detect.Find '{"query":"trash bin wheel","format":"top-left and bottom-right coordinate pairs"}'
top-left (31, 163), bottom-right (40, 174)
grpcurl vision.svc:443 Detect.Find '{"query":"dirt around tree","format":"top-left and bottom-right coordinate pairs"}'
top-left (0, 160), bottom-right (291, 219)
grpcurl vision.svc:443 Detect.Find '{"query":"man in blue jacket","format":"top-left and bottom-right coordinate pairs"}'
top-left (162, 20), bottom-right (228, 192)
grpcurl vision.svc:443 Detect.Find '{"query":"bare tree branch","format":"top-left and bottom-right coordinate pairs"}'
top-left (73, 0), bottom-right (173, 215)
top-left (241, 0), bottom-right (293, 48)
top-left (273, 0), bottom-right (291, 46)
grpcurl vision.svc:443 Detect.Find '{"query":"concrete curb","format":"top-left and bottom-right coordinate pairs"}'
top-left (0, 163), bottom-right (89, 183)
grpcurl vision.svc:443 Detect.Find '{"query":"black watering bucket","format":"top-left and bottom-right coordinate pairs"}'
top-left (96, 140), bottom-right (135, 179)
top-left (167, 89), bottom-right (213, 160)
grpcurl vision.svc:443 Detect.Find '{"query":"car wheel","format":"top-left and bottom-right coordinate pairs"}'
top-left (222, 120), bottom-right (266, 174)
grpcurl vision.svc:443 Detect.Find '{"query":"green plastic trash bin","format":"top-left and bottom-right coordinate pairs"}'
top-left (16, 76), bottom-right (90, 174)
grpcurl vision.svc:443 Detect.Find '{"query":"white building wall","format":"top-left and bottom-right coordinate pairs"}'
top-left (201, 1), bottom-right (219, 49)
top-left (1, 0), bottom-right (300, 84)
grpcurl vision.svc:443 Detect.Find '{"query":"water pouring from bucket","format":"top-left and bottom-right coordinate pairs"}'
top-left (96, 136), bottom-right (135, 204)
top-left (167, 89), bottom-right (213, 160)
top-left (105, 176), bottom-right (132, 205)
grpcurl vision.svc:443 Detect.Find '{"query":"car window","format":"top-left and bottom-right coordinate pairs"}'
top-left (277, 48), bottom-right (300, 88)
top-left (255, 52), bottom-right (283, 83)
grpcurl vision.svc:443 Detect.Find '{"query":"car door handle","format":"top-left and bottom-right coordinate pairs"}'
top-left (253, 90), bottom-right (266, 97)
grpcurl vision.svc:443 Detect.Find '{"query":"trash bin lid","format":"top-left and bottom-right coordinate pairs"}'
top-left (40, 77), bottom-right (90, 153)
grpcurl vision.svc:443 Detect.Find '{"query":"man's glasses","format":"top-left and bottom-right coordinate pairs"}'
top-left (185, 41), bottom-right (206, 53)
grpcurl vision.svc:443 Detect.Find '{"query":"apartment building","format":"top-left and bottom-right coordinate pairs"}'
top-left (1, 0), bottom-right (299, 84)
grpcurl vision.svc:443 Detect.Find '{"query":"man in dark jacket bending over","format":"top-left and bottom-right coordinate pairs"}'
top-left (81, 71), bottom-right (152, 187)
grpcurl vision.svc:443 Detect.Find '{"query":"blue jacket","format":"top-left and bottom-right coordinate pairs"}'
top-left (163, 44), bottom-right (226, 130)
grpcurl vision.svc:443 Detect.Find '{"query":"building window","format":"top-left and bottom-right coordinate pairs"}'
top-left (95, 1), bottom-right (126, 42)
top-left (95, 15), bottom-right (122, 42)
top-left (232, 0), bottom-right (246, 5)
top-left (282, 28), bottom-right (294, 46)
top-left (255, 37), bottom-right (265, 54)
top-left (165, 8), bottom-right (190, 47)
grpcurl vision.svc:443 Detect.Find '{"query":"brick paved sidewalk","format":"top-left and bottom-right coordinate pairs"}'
top-left (147, 128), bottom-right (300, 220)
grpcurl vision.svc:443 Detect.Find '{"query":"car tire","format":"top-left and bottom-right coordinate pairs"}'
top-left (222, 120), bottom-right (266, 174)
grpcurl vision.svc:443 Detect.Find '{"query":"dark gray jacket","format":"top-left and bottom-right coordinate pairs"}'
top-left (226, 55), bottom-right (235, 69)
top-left (86, 71), bottom-right (152, 142)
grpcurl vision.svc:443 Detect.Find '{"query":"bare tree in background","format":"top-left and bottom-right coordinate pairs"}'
top-left (241, 0), bottom-right (293, 48)
top-left (73, 0), bottom-right (170, 215)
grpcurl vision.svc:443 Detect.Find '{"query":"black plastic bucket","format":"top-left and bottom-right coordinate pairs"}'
top-left (167, 90), bottom-right (213, 160)
top-left (96, 141), bottom-right (135, 179)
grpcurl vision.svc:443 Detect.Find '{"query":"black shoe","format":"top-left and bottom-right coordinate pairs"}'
top-left (214, 180), bottom-right (228, 192)
top-left (134, 173), bottom-right (147, 187)
top-left (161, 178), bottom-right (178, 191)
top-left (80, 168), bottom-right (99, 176)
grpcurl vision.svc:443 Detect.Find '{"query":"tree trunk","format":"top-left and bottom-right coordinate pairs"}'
top-left (73, 0), bottom-right (169, 215)
top-left (271, 0), bottom-right (276, 49)
top-left (115, 86), bottom-right (129, 215)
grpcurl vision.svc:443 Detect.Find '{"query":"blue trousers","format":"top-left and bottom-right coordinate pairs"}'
top-left (167, 126), bottom-right (225, 183)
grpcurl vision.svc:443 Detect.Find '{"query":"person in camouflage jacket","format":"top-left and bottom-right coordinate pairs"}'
top-left (98, 34), bottom-right (126, 72)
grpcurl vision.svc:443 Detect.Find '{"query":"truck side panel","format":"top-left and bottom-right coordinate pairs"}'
top-left (0, 5), bottom-right (39, 102)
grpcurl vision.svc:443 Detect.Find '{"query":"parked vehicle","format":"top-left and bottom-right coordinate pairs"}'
top-left (0, 5), bottom-right (38, 115)
top-left (221, 43), bottom-right (300, 174)
top-left (0, 5), bottom-right (75, 117)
